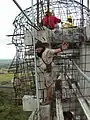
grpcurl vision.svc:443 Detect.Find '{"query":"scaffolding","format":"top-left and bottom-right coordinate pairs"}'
top-left (8, 0), bottom-right (90, 119)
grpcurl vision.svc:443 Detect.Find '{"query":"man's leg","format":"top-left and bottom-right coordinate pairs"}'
top-left (44, 72), bottom-right (54, 103)
top-left (47, 86), bottom-right (52, 102)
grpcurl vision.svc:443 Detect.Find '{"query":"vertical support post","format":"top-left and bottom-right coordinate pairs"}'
top-left (66, 0), bottom-right (69, 18)
top-left (80, 0), bottom-right (84, 26)
top-left (87, 0), bottom-right (89, 9)
top-left (47, 0), bottom-right (50, 11)
top-left (31, 0), bottom-right (40, 118)
top-left (37, 0), bottom-right (39, 25)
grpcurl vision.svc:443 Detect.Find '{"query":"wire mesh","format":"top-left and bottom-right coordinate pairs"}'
top-left (8, 0), bottom-right (90, 119)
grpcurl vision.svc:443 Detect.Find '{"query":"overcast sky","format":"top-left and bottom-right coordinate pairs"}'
top-left (0, 0), bottom-right (88, 59)
top-left (0, 0), bottom-right (35, 59)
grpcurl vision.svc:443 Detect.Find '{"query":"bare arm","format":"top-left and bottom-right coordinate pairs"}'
top-left (53, 42), bottom-right (69, 54)
top-left (53, 48), bottom-right (62, 54)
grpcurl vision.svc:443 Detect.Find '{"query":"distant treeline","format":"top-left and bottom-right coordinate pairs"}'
top-left (0, 59), bottom-right (12, 68)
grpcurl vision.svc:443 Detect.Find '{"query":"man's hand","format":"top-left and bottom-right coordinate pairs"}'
top-left (54, 42), bottom-right (69, 54)
top-left (61, 42), bottom-right (69, 50)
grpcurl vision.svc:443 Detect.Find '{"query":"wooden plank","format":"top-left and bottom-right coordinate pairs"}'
top-left (56, 92), bottom-right (64, 120)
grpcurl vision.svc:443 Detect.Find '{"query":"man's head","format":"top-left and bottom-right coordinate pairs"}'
top-left (35, 40), bottom-right (44, 53)
top-left (67, 16), bottom-right (72, 23)
top-left (45, 9), bottom-right (52, 16)
top-left (35, 41), bottom-right (46, 57)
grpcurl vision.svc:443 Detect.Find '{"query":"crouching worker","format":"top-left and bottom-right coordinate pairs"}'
top-left (35, 41), bottom-right (69, 104)
top-left (62, 16), bottom-right (76, 29)
top-left (41, 9), bottom-right (61, 30)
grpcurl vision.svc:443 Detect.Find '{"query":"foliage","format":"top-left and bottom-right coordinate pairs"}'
top-left (0, 60), bottom-right (33, 120)
top-left (0, 91), bottom-right (31, 120)
top-left (0, 105), bottom-right (30, 120)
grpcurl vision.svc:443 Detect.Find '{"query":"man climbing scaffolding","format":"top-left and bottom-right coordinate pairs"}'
top-left (41, 9), bottom-right (61, 30)
top-left (35, 40), bottom-right (69, 103)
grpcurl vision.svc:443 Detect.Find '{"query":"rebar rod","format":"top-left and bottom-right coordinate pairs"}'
top-left (72, 60), bottom-right (90, 83)
top-left (12, 0), bottom-right (41, 30)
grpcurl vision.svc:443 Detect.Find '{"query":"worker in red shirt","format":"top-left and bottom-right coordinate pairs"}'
top-left (41, 9), bottom-right (61, 30)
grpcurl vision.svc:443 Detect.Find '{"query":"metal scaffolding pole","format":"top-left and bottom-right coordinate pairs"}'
top-left (87, 0), bottom-right (89, 9)
top-left (47, 0), bottom-right (50, 11)
top-left (37, 0), bottom-right (39, 25)
top-left (72, 84), bottom-right (90, 120)
top-left (72, 60), bottom-right (90, 83)
top-left (80, 0), bottom-right (84, 26)
top-left (31, 0), bottom-right (40, 116)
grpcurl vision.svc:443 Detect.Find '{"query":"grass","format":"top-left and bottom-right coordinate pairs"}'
top-left (0, 60), bottom-right (31, 119)
top-left (0, 73), bottom-right (13, 82)
top-left (0, 67), bottom-right (32, 120)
